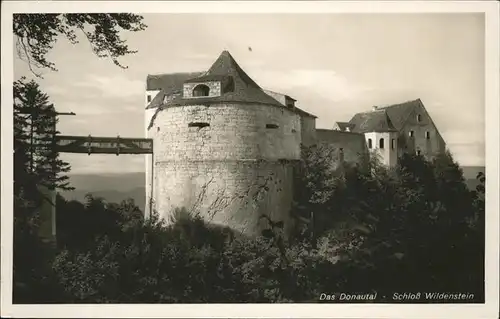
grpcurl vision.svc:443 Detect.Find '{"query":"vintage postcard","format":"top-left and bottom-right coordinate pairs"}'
top-left (1, 1), bottom-right (499, 318)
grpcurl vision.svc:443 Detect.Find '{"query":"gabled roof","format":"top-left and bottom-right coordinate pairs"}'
top-left (263, 89), bottom-right (317, 118)
top-left (146, 72), bottom-right (203, 92)
top-left (335, 121), bottom-right (355, 131)
top-left (375, 99), bottom-right (422, 131)
top-left (349, 109), bottom-right (398, 133)
top-left (348, 99), bottom-right (425, 133)
top-left (165, 50), bottom-right (283, 107)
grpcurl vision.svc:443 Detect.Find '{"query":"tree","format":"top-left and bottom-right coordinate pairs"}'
top-left (13, 78), bottom-right (74, 302)
top-left (14, 13), bottom-right (147, 76)
top-left (14, 78), bottom-right (73, 197)
top-left (290, 144), bottom-right (341, 244)
top-left (328, 151), bottom-right (485, 299)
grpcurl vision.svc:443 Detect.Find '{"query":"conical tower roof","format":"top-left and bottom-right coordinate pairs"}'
top-left (194, 50), bottom-right (261, 88)
top-left (166, 50), bottom-right (283, 107)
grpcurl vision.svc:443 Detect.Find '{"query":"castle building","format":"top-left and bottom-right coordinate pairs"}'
top-left (144, 50), bottom-right (445, 235)
top-left (144, 51), bottom-right (319, 235)
top-left (334, 100), bottom-right (447, 166)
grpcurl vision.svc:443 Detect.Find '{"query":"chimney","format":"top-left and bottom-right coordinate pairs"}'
top-left (372, 106), bottom-right (379, 111)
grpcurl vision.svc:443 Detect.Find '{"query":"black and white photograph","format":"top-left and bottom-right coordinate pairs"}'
top-left (1, 1), bottom-right (499, 318)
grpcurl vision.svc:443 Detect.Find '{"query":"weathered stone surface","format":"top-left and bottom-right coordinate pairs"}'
top-left (150, 103), bottom-right (301, 235)
top-left (183, 81), bottom-right (222, 98)
top-left (301, 116), bottom-right (317, 147)
top-left (154, 160), bottom-right (295, 236)
top-left (397, 106), bottom-right (446, 158)
top-left (152, 103), bottom-right (301, 161)
top-left (316, 129), bottom-right (368, 164)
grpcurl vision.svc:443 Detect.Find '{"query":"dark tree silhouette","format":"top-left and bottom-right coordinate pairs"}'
top-left (14, 78), bottom-right (73, 196)
top-left (13, 78), bottom-right (75, 303)
top-left (13, 13), bottom-right (147, 76)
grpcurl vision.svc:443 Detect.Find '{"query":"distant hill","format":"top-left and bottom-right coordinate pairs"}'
top-left (59, 165), bottom-right (485, 210)
top-left (461, 166), bottom-right (485, 191)
top-left (60, 172), bottom-right (146, 209)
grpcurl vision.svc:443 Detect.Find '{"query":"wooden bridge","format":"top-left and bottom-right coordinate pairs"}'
top-left (18, 108), bottom-right (155, 244)
top-left (55, 135), bottom-right (153, 155)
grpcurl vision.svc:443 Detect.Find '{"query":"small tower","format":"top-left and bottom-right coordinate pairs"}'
top-left (364, 110), bottom-right (398, 167)
top-left (349, 107), bottom-right (399, 167)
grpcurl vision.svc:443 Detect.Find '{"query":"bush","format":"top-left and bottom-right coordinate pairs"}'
top-left (15, 147), bottom-right (485, 303)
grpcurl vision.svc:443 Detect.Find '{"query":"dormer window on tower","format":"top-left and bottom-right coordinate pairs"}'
top-left (182, 74), bottom-right (235, 99)
top-left (193, 84), bottom-right (210, 97)
top-left (183, 81), bottom-right (222, 98)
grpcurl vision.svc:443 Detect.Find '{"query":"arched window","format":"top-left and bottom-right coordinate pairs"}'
top-left (192, 84), bottom-right (210, 97)
top-left (379, 138), bottom-right (384, 149)
top-left (425, 131), bottom-right (430, 139)
top-left (391, 138), bottom-right (396, 149)
top-left (368, 138), bottom-right (372, 149)
top-left (417, 114), bottom-right (422, 122)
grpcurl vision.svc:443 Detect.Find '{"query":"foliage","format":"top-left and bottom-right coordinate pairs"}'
top-left (12, 12), bottom-right (147, 301)
top-left (14, 78), bottom-right (73, 194)
top-left (15, 144), bottom-right (485, 303)
top-left (12, 78), bottom-right (75, 303)
top-left (14, 13), bottom-right (147, 76)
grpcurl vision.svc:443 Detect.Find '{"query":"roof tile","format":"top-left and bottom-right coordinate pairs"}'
top-left (349, 109), bottom-right (398, 133)
top-left (146, 72), bottom-right (203, 92)
top-left (166, 51), bottom-right (283, 107)
top-left (349, 99), bottom-right (422, 133)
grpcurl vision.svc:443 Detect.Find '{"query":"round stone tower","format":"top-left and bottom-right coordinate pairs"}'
top-left (147, 51), bottom-right (303, 236)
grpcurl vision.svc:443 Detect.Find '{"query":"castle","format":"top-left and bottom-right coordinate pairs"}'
top-left (144, 51), bottom-right (446, 235)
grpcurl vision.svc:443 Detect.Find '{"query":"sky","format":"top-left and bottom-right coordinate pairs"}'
top-left (13, 13), bottom-right (485, 174)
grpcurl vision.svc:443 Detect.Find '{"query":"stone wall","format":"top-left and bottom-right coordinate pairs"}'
top-left (151, 103), bottom-right (301, 161)
top-left (150, 103), bottom-right (301, 235)
top-left (301, 116), bottom-right (317, 147)
top-left (183, 81), bottom-right (222, 98)
top-left (144, 107), bottom-right (157, 217)
top-left (315, 129), bottom-right (368, 164)
top-left (154, 160), bottom-right (295, 236)
top-left (397, 106), bottom-right (446, 158)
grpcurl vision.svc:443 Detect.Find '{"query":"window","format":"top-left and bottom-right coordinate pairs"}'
top-left (147, 94), bottom-right (152, 103)
top-left (368, 138), bottom-right (372, 149)
top-left (188, 122), bottom-right (210, 128)
top-left (391, 138), bottom-right (396, 150)
top-left (425, 131), bottom-right (430, 139)
top-left (192, 84), bottom-right (210, 97)
top-left (416, 150), bottom-right (421, 156)
top-left (409, 130), bottom-right (414, 137)
top-left (417, 114), bottom-right (422, 122)
top-left (266, 124), bottom-right (279, 129)
top-left (379, 138), bottom-right (384, 149)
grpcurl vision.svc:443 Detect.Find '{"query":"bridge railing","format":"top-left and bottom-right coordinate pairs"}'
top-left (55, 135), bottom-right (153, 155)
